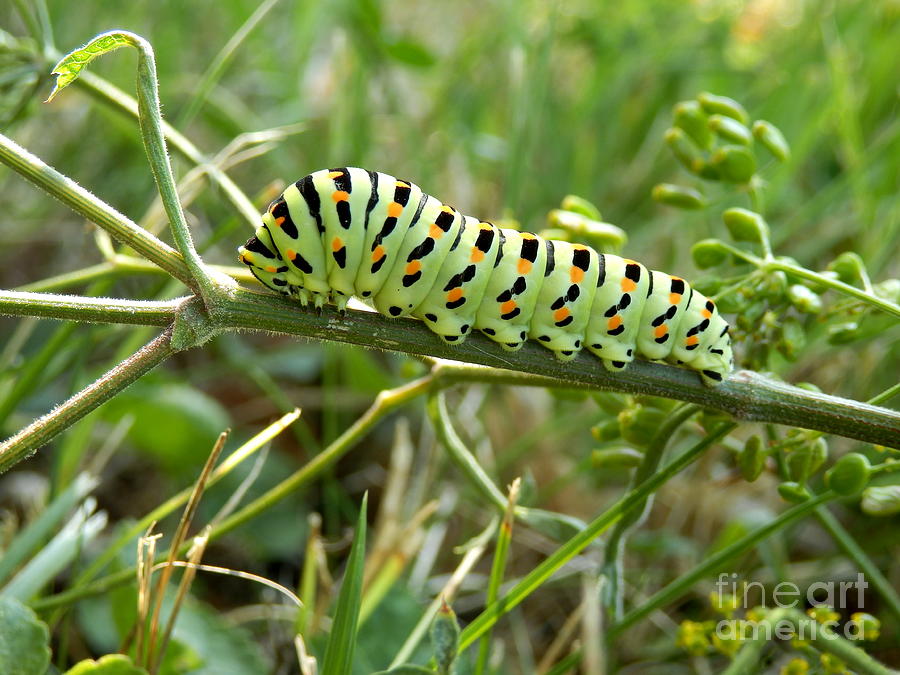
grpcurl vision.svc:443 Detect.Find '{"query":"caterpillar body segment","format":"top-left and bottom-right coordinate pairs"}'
top-left (239, 167), bottom-right (733, 385)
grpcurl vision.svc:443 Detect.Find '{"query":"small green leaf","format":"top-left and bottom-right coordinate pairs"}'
top-left (0, 596), bottom-right (51, 675)
top-left (64, 654), bottom-right (148, 675)
top-left (321, 493), bottom-right (368, 675)
top-left (47, 31), bottom-right (137, 102)
top-left (652, 183), bottom-right (706, 209)
top-left (708, 115), bottom-right (753, 145)
top-left (752, 120), bottom-right (790, 161)
top-left (697, 92), bottom-right (749, 125)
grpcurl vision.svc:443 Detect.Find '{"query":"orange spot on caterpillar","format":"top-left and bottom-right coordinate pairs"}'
top-left (328, 170), bottom-right (344, 178)
top-left (655, 324), bottom-right (668, 338)
top-left (395, 180), bottom-right (409, 188)
top-left (405, 260), bottom-right (422, 275)
top-left (686, 335), bottom-right (699, 346)
top-left (621, 278), bottom-right (637, 292)
top-left (440, 205), bottom-right (454, 214)
top-left (500, 299), bottom-right (517, 314)
top-left (446, 288), bottom-right (464, 302)
top-left (387, 202), bottom-right (403, 218)
top-left (520, 232), bottom-right (536, 239)
top-left (332, 237), bottom-right (344, 252)
top-left (372, 245), bottom-right (385, 262)
top-left (429, 224), bottom-right (444, 238)
top-left (701, 309), bottom-right (712, 319)
top-left (553, 307), bottom-right (570, 322)
top-left (265, 266), bottom-right (277, 274)
top-left (480, 223), bottom-right (493, 231)
top-left (274, 216), bottom-right (285, 226)
top-left (239, 254), bottom-right (248, 264)
top-left (669, 293), bottom-right (681, 304)
top-left (285, 249), bottom-right (297, 261)
top-left (518, 259), bottom-right (533, 274)
top-left (332, 190), bottom-right (349, 203)
top-left (471, 248), bottom-right (485, 263)
top-left (570, 267), bottom-right (584, 283)
top-left (607, 315), bottom-right (622, 330)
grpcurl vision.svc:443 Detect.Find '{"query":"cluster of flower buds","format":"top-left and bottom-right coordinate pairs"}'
top-left (541, 193), bottom-right (628, 252)
top-left (654, 92), bottom-right (790, 210)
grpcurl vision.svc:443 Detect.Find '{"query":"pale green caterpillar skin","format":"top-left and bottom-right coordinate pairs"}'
top-left (239, 167), bottom-right (733, 385)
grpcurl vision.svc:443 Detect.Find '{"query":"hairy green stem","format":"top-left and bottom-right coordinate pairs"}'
top-left (0, 328), bottom-right (176, 472)
top-left (0, 132), bottom-right (191, 286)
top-left (0, 289), bottom-right (179, 325)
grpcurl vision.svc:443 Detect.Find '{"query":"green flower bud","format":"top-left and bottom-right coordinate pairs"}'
top-left (715, 291), bottom-right (749, 314)
top-left (591, 447), bottom-right (644, 468)
top-left (827, 321), bottom-right (862, 345)
top-left (698, 92), bottom-right (749, 125)
top-left (676, 620), bottom-right (711, 656)
top-left (861, 485), bottom-right (900, 517)
top-left (827, 251), bottom-right (867, 285)
top-left (709, 114), bottom-right (753, 145)
top-left (738, 434), bottom-right (767, 482)
top-left (618, 405), bottom-right (668, 447)
top-left (590, 418), bottom-right (621, 442)
top-left (787, 284), bottom-right (823, 313)
top-left (547, 209), bottom-right (628, 250)
top-left (691, 238), bottom-right (730, 268)
top-left (536, 227), bottom-right (571, 242)
top-left (665, 127), bottom-right (704, 171)
top-left (691, 157), bottom-right (722, 180)
top-left (848, 612), bottom-right (881, 641)
top-left (673, 100), bottom-right (713, 149)
top-left (752, 120), bottom-right (790, 161)
top-left (722, 208), bottom-right (769, 244)
top-left (711, 145), bottom-right (757, 183)
top-left (762, 270), bottom-right (788, 300)
top-left (777, 317), bottom-right (807, 361)
top-left (431, 599), bottom-right (460, 675)
top-left (560, 194), bottom-right (602, 221)
top-left (825, 453), bottom-right (872, 496)
top-left (652, 183), bottom-right (706, 209)
top-left (778, 481), bottom-right (810, 503)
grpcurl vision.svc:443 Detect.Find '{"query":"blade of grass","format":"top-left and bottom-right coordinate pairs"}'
top-left (321, 492), bottom-right (368, 675)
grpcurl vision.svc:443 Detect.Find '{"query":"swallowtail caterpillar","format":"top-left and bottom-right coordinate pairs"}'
top-left (238, 168), bottom-right (733, 385)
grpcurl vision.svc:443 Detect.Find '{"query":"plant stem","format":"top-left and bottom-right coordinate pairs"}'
top-left (723, 607), bottom-right (894, 675)
top-left (0, 328), bottom-right (176, 472)
top-left (456, 424), bottom-right (735, 652)
top-left (220, 290), bottom-right (900, 447)
top-left (0, 132), bottom-right (192, 286)
top-left (0, 289), bottom-right (179, 325)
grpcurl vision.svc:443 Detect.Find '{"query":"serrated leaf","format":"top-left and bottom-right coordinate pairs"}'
top-left (64, 654), bottom-right (148, 675)
top-left (47, 31), bottom-right (137, 102)
top-left (321, 493), bottom-right (368, 675)
top-left (0, 596), bottom-right (51, 675)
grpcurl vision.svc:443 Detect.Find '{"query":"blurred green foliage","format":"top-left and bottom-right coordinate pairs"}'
top-left (1, 0), bottom-right (899, 672)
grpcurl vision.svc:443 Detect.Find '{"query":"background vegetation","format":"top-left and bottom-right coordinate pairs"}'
top-left (0, 0), bottom-right (898, 673)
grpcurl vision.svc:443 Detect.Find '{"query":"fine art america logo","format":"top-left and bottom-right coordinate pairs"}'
top-left (713, 572), bottom-right (873, 641)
